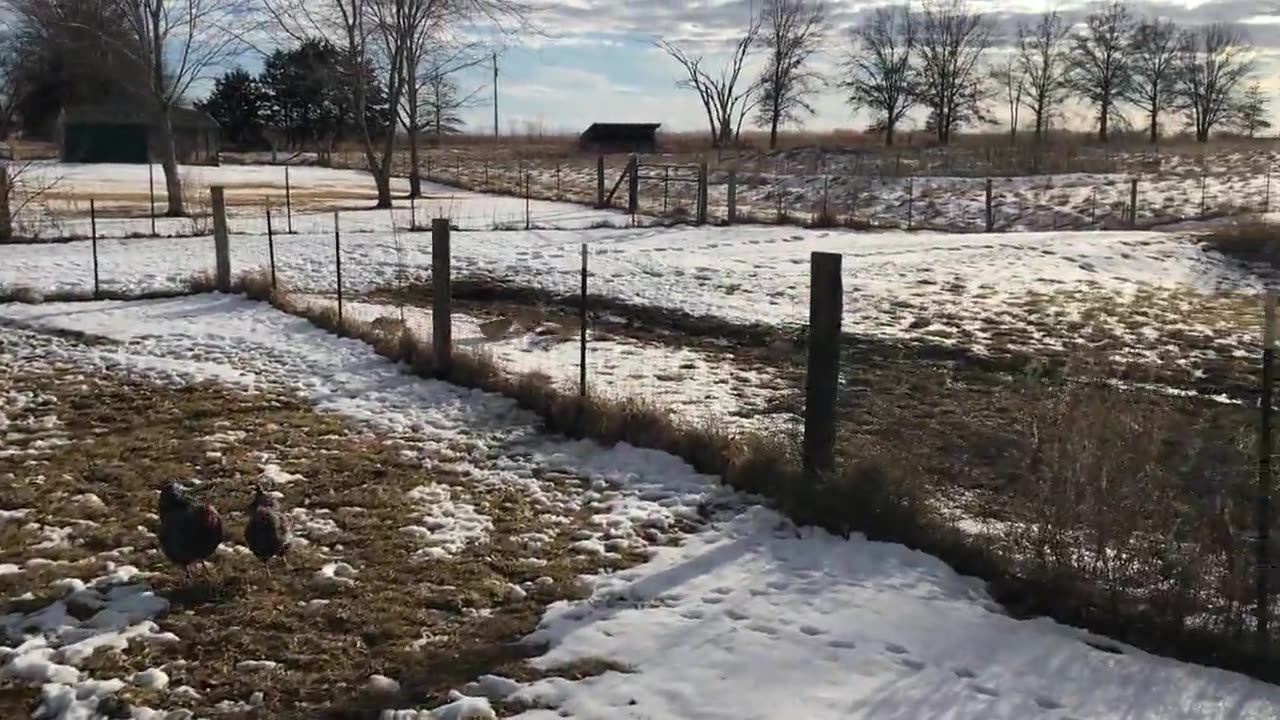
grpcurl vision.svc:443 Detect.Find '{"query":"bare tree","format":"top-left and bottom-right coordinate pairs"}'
top-left (83, 0), bottom-right (250, 216)
top-left (840, 5), bottom-right (915, 146)
top-left (1017, 10), bottom-right (1070, 143)
top-left (1069, 1), bottom-right (1133, 143)
top-left (991, 52), bottom-right (1025, 144)
top-left (1173, 23), bottom-right (1256, 143)
top-left (262, 0), bottom-right (527, 207)
top-left (754, 0), bottom-right (825, 149)
top-left (658, 16), bottom-right (762, 147)
top-left (1127, 18), bottom-right (1179, 143)
top-left (401, 33), bottom-right (482, 196)
top-left (913, 0), bottom-right (992, 144)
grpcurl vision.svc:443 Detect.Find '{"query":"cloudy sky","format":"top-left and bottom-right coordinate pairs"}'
top-left (432, 0), bottom-right (1280, 137)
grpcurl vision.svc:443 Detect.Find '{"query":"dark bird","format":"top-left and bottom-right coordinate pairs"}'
top-left (156, 481), bottom-right (224, 580)
top-left (244, 485), bottom-right (290, 574)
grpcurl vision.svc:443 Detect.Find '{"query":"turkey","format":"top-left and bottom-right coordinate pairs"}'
top-left (244, 485), bottom-right (290, 574)
top-left (156, 481), bottom-right (224, 580)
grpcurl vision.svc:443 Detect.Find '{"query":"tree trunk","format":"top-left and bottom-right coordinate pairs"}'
top-left (769, 112), bottom-right (779, 150)
top-left (1098, 107), bottom-right (1109, 143)
top-left (885, 122), bottom-right (895, 147)
top-left (0, 165), bottom-right (12, 242)
top-left (1149, 108), bottom-right (1159, 143)
top-left (156, 108), bottom-right (185, 216)
top-left (408, 125), bottom-right (422, 198)
top-left (374, 169), bottom-right (393, 208)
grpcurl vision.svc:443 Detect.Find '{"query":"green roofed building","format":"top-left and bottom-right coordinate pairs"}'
top-left (57, 105), bottom-right (220, 165)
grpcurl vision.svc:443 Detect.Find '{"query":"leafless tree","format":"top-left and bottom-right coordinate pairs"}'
top-left (1172, 23), bottom-right (1256, 143)
top-left (658, 16), bottom-right (763, 147)
top-left (990, 52), bottom-right (1025, 144)
top-left (913, 0), bottom-right (992, 144)
top-left (1017, 10), bottom-right (1070, 143)
top-left (1127, 18), bottom-right (1180, 143)
top-left (840, 5), bottom-right (915, 147)
top-left (79, 0), bottom-right (251, 216)
top-left (400, 32), bottom-right (483, 196)
top-left (1069, 1), bottom-right (1134, 143)
top-left (754, 0), bottom-right (825, 150)
top-left (262, 0), bottom-right (527, 208)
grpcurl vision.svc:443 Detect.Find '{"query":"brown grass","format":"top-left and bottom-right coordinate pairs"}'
top-left (0, 334), bottom-right (644, 718)
top-left (1200, 221), bottom-right (1280, 270)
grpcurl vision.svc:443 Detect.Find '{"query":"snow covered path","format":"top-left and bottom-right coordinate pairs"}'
top-left (3, 296), bottom-right (1279, 718)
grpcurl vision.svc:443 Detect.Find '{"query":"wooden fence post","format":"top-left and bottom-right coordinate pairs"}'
top-left (334, 212), bottom-right (343, 325)
top-left (803, 252), bottom-right (842, 483)
top-left (906, 178), bottom-right (914, 230)
top-left (1267, 166), bottom-right (1273, 213)
top-left (984, 178), bottom-right (994, 232)
top-left (1200, 174), bottom-right (1208, 218)
top-left (596, 156), bottom-right (605, 208)
top-left (211, 186), bottom-right (231, 292)
top-left (697, 161), bottom-right (709, 225)
top-left (525, 171), bottom-right (532, 230)
top-left (580, 244), bottom-right (588, 397)
top-left (1259, 291), bottom-right (1276, 651)
top-left (1129, 178), bottom-right (1138, 228)
top-left (727, 170), bottom-right (738, 225)
top-left (265, 202), bottom-right (277, 290)
top-left (90, 199), bottom-right (99, 298)
top-left (432, 218), bottom-right (452, 376)
top-left (627, 155), bottom-right (639, 216)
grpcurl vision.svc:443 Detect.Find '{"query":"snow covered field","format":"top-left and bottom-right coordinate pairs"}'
top-left (11, 161), bottom-right (633, 237)
top-left (2, 296), bottom-right (1279, 718)
top-left (1, 220), bottom-right (1267, 391)
top-left (379, 144), bottom-right (1280, 232)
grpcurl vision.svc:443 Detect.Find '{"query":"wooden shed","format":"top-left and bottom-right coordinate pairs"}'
top-left (578, 123), bottom-right (661, 154)
top-left (58, 105), bottom-right (220, 165)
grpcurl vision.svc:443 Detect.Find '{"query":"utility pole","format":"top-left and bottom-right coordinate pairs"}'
top-left (492, 51), bottom-right (499, 138)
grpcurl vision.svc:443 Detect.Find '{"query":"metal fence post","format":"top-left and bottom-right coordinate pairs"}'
top-left (803, 252), bottom-right (842, 483)
top-left (907, 178), bottom-right (914, 230)
top-left (90, 199), bottom-right (99, 298)
top-left (1267, 166), bottom-right (1273, 213)
top-left (149, 163), bottom-right (157, 236)
top-left (697, 161), bottom-right (709, 225)
top-left (432, 218), bottom-right (452, 375)
top-left (266, 201), bottom-right (277, 290)
top-left (627, 155), bottom-right (639, 217)
top-left (334, 211), bottom-right (343, 325)
top-left (1259, 291), bottom-right (1276, 651)
top-left (285, 165), bottom-right (293, 234)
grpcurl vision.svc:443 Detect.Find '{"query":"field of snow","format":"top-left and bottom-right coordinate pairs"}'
top-left (1, 220), bottom-right (1268, 392)
top-left (371, 144), bottom-right (1280, 232)
top-left (2, 295), bottom-right (1279, 718)
top-left (10, 161), bottom-right (633, 237)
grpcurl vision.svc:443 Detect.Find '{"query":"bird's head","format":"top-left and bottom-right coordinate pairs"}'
top-left (250, 484), bottom-right (273, 510)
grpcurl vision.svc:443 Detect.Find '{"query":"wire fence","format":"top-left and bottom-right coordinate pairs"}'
top-left (316, 148), bottom-right (1280, 233)
top-left (3, 185), bottom-right (1280, 678)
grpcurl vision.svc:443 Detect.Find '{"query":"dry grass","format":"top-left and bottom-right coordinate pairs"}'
top-left (0, 337), bottom-right (644, 718)
top-left (1200, 221), bottom-right (1280, 269)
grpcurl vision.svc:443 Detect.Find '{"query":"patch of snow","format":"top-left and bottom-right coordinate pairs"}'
top-left (131, 667), bottom-right (169, 689)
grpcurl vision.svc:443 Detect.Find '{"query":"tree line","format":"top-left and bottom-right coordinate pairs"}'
top-left (663, 0), bottom-right (1270, 148)
top-left (0, 0), bottom-right (524, 215)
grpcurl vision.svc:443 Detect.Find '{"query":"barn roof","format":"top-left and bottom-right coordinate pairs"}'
top-left (60, 105), bottom-right (219, 128)
top-left (580, 122), bottom-right (661, 140)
